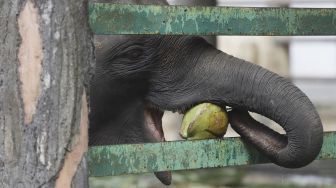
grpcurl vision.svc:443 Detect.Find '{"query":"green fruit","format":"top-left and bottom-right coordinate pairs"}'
top-left (180, 103), bottom-right (229, 140)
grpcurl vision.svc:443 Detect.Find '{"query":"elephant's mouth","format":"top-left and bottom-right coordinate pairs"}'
top-left (144, 103), bottom-right (196, 142)
top-left (144, 107), bottom-right (165, 142)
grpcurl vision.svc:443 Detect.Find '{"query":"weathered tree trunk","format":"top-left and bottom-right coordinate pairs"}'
top-left (0, 0), bottom-right (93, 187)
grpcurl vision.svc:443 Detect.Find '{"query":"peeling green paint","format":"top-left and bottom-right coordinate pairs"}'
top-left (88, 132), bottom-right (336, 177)
top-left (89, 3), bottom-right (336, 36)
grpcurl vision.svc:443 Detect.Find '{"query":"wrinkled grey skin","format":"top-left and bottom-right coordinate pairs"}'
top-left (89, 0), bottom-right (323, 185)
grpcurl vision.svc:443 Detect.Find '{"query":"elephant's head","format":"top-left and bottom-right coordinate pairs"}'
top-left (89, 0), bottom-right (323, 185)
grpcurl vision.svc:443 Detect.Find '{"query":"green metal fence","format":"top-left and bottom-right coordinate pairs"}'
top-left (89, 4), bottom-right (336, 35)
top-left (88, 3), bottom-right (336, 177)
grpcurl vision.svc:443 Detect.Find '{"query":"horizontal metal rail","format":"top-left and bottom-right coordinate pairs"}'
top-left (89, 3), bottom-right (336, 36)
top-left (88, 132), bottom-right (336, 177)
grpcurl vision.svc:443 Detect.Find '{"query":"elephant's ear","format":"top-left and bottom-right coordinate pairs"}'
top-left (94, 35), bottom-right (116, 58)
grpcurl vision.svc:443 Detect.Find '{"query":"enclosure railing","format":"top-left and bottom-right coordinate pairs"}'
top-left (88, 3), bottom-right (336, 177)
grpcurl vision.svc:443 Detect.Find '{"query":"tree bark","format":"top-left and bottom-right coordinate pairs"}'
top-left (0, 0), bottom-right (93, 187)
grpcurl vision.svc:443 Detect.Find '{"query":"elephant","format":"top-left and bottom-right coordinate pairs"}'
top-left (89, 0), bottom-right (324, 185)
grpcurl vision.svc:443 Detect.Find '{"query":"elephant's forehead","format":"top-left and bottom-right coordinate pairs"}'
top-left (94, 35), bottom-right (134, 49)
top-left (94, 35), bottom-right (144, 57)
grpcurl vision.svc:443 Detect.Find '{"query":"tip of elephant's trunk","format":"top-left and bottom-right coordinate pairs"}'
top-left (154, 171), bottom-right (172, 185)
top-left (228, 109), bottom-right (323, 168)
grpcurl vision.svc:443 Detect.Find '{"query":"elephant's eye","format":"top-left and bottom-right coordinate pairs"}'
top-left (116, 44), bottom-right (145, 62)
top-left (127, 49), bottom-right (143, 59)
top-left (126, 48), bottom-right (143, 59)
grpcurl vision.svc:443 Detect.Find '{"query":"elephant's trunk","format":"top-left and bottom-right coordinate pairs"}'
top-left (197, 50), bottom-right (323, 168)
top-left (150, 36), bottom-right (323, 167)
